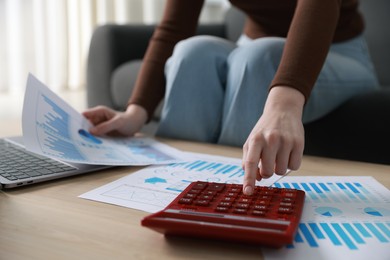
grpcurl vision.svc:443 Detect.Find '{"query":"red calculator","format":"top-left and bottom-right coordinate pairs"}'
top-left (141, 181), bottom-right (305, 248)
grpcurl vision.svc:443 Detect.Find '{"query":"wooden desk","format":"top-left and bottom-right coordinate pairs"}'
top-left (1, 120), bottom-right (389, 260)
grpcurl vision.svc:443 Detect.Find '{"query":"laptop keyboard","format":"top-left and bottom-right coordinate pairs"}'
top-left (0, 139), bottom-right (76, 181)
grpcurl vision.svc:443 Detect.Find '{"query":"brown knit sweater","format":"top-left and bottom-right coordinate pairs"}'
top-left (128, 0), bottom-right (364, 121)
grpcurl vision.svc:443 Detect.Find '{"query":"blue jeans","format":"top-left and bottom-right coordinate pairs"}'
top-left (156, 35), bottom-right (379, 146)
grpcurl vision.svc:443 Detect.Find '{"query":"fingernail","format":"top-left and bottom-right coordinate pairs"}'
top-left (244, 186), bottom-right (253, 195)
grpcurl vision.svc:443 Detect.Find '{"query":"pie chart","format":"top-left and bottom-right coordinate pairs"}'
top-left (364, 207), bottom-right (390, 217)
top-left (315, 206), bottom-right (343, 217)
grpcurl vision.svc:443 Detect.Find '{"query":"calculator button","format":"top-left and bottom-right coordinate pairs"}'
top-left (235, 203), bottom-right (250, 209)
top-left (278, 207), bottom-right (293, 214)
top-left (207, 183), bottom-right (226, 192)
top-left (238, 198), bottom-right (252, 203)
top-left (282, 190), bottom-right (297, 197)
top-left (184, 193), bottom-right (197, 199)
top-left (283, 192), bottom-right (295, 197)
top-left (194, 200), bottom-right (210, 206)
top-left (252, 210), bottom-right (266, 216)
top-left (266, 187), bottom-right (281, 193)
top-left (188, 189), bottom-right (202, 194)
top-left (281, 197), bottom-right (294, 202)
top-left (178, 198), bottom-right (193, 205)
top-left (255, 199), bottom-right (269, 205)
top-left (215, 207), bottom-right (229, 212)
top-left (259, 195), bottom-right (272, 200)
top-left (226, 192), bottom-right (238, 197)
top-left (279, 202), bottom-right (293, 207)
top-left (199, 195), bottom-right (213, 200)
top-left (193, 182), bottom-right (208, 190)
top-left (218, 201), bottom-right (232, 207)
top-left (222, 197), bottom-right (235, 202)
top-left (253, 205), bottom-right (267, 210)
top-left (228, 187), bottom-right (241, 193)
top-left (233, 208), bottom-right (248, 214)
top-left (203, 190), bottom-right (217, 196)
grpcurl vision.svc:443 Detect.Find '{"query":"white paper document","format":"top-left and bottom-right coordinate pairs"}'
top-left (263, 176), bottom-right (390, 260)
top-left (79, 152), bottom-right (283, 212)
top-left (22, 74), bottom-right (187, 165)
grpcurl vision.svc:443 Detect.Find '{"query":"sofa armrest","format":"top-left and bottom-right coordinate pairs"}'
top-left (304, 88), bottom-right (390, 165)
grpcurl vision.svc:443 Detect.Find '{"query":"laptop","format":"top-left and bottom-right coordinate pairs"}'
top-left (0, 136), bottom-right (111, 189)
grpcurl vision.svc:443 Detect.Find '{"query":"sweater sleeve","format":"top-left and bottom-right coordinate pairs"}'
top-left (269, 0), bottom-right (342, 101)
top-left (128, 0), bottom-right (204, 122)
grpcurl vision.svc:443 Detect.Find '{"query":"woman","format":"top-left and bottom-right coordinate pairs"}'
top-left (83, 0), bottom-right (378, 195)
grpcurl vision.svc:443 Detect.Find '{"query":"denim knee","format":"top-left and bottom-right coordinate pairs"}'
top-left (228, 37), bottom-right (285, 73)
top-left (170, 35), bottom-right (236, 65)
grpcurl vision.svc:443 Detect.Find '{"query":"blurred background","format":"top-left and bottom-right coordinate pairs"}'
top-left (0, 0), bottom-right (229, 120)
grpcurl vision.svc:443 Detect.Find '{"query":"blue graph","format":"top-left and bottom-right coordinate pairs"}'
top-left (291, 221), bottom-right (390, 250)
top-left (42, 96), bottom-right (71, 139)
top-left (273, 181), bottom-right (380, 203)
top-left (169, 160), bottom-right (244, 178)
top-left (38, 95), bottom-right (86, 161)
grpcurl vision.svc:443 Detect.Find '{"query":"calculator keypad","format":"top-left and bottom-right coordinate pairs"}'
top-left (177, 182), bottom-right (299, 219)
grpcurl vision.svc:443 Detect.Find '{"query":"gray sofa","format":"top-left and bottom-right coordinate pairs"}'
top-left (87, 0), bottom-right (390, 165)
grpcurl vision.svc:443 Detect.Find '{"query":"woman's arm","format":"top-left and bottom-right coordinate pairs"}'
top-left (242, 0), bottom-right (342, 195)
top-left (128, 0), bottom-right (205, 122)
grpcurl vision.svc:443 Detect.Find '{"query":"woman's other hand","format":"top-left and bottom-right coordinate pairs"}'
top-left (82, 104), bottom-right (148, 137)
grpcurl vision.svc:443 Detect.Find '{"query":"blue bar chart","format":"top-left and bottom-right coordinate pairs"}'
top-left (38, 94), bottom-right (86, 161)
top-left (261, 176), bottom-right (390, 260)
top-left (169, 159), bottom-right (245, 179)
top-left (273, 180), bottom-right (383, 203)
top-left (292, 221), bottom-right (390, 250)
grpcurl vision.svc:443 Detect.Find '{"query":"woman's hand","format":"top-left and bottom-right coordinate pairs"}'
top-left (242, 86), bottom-right (305, 195)
top-left (82, 104), bottom-right (148, 137)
